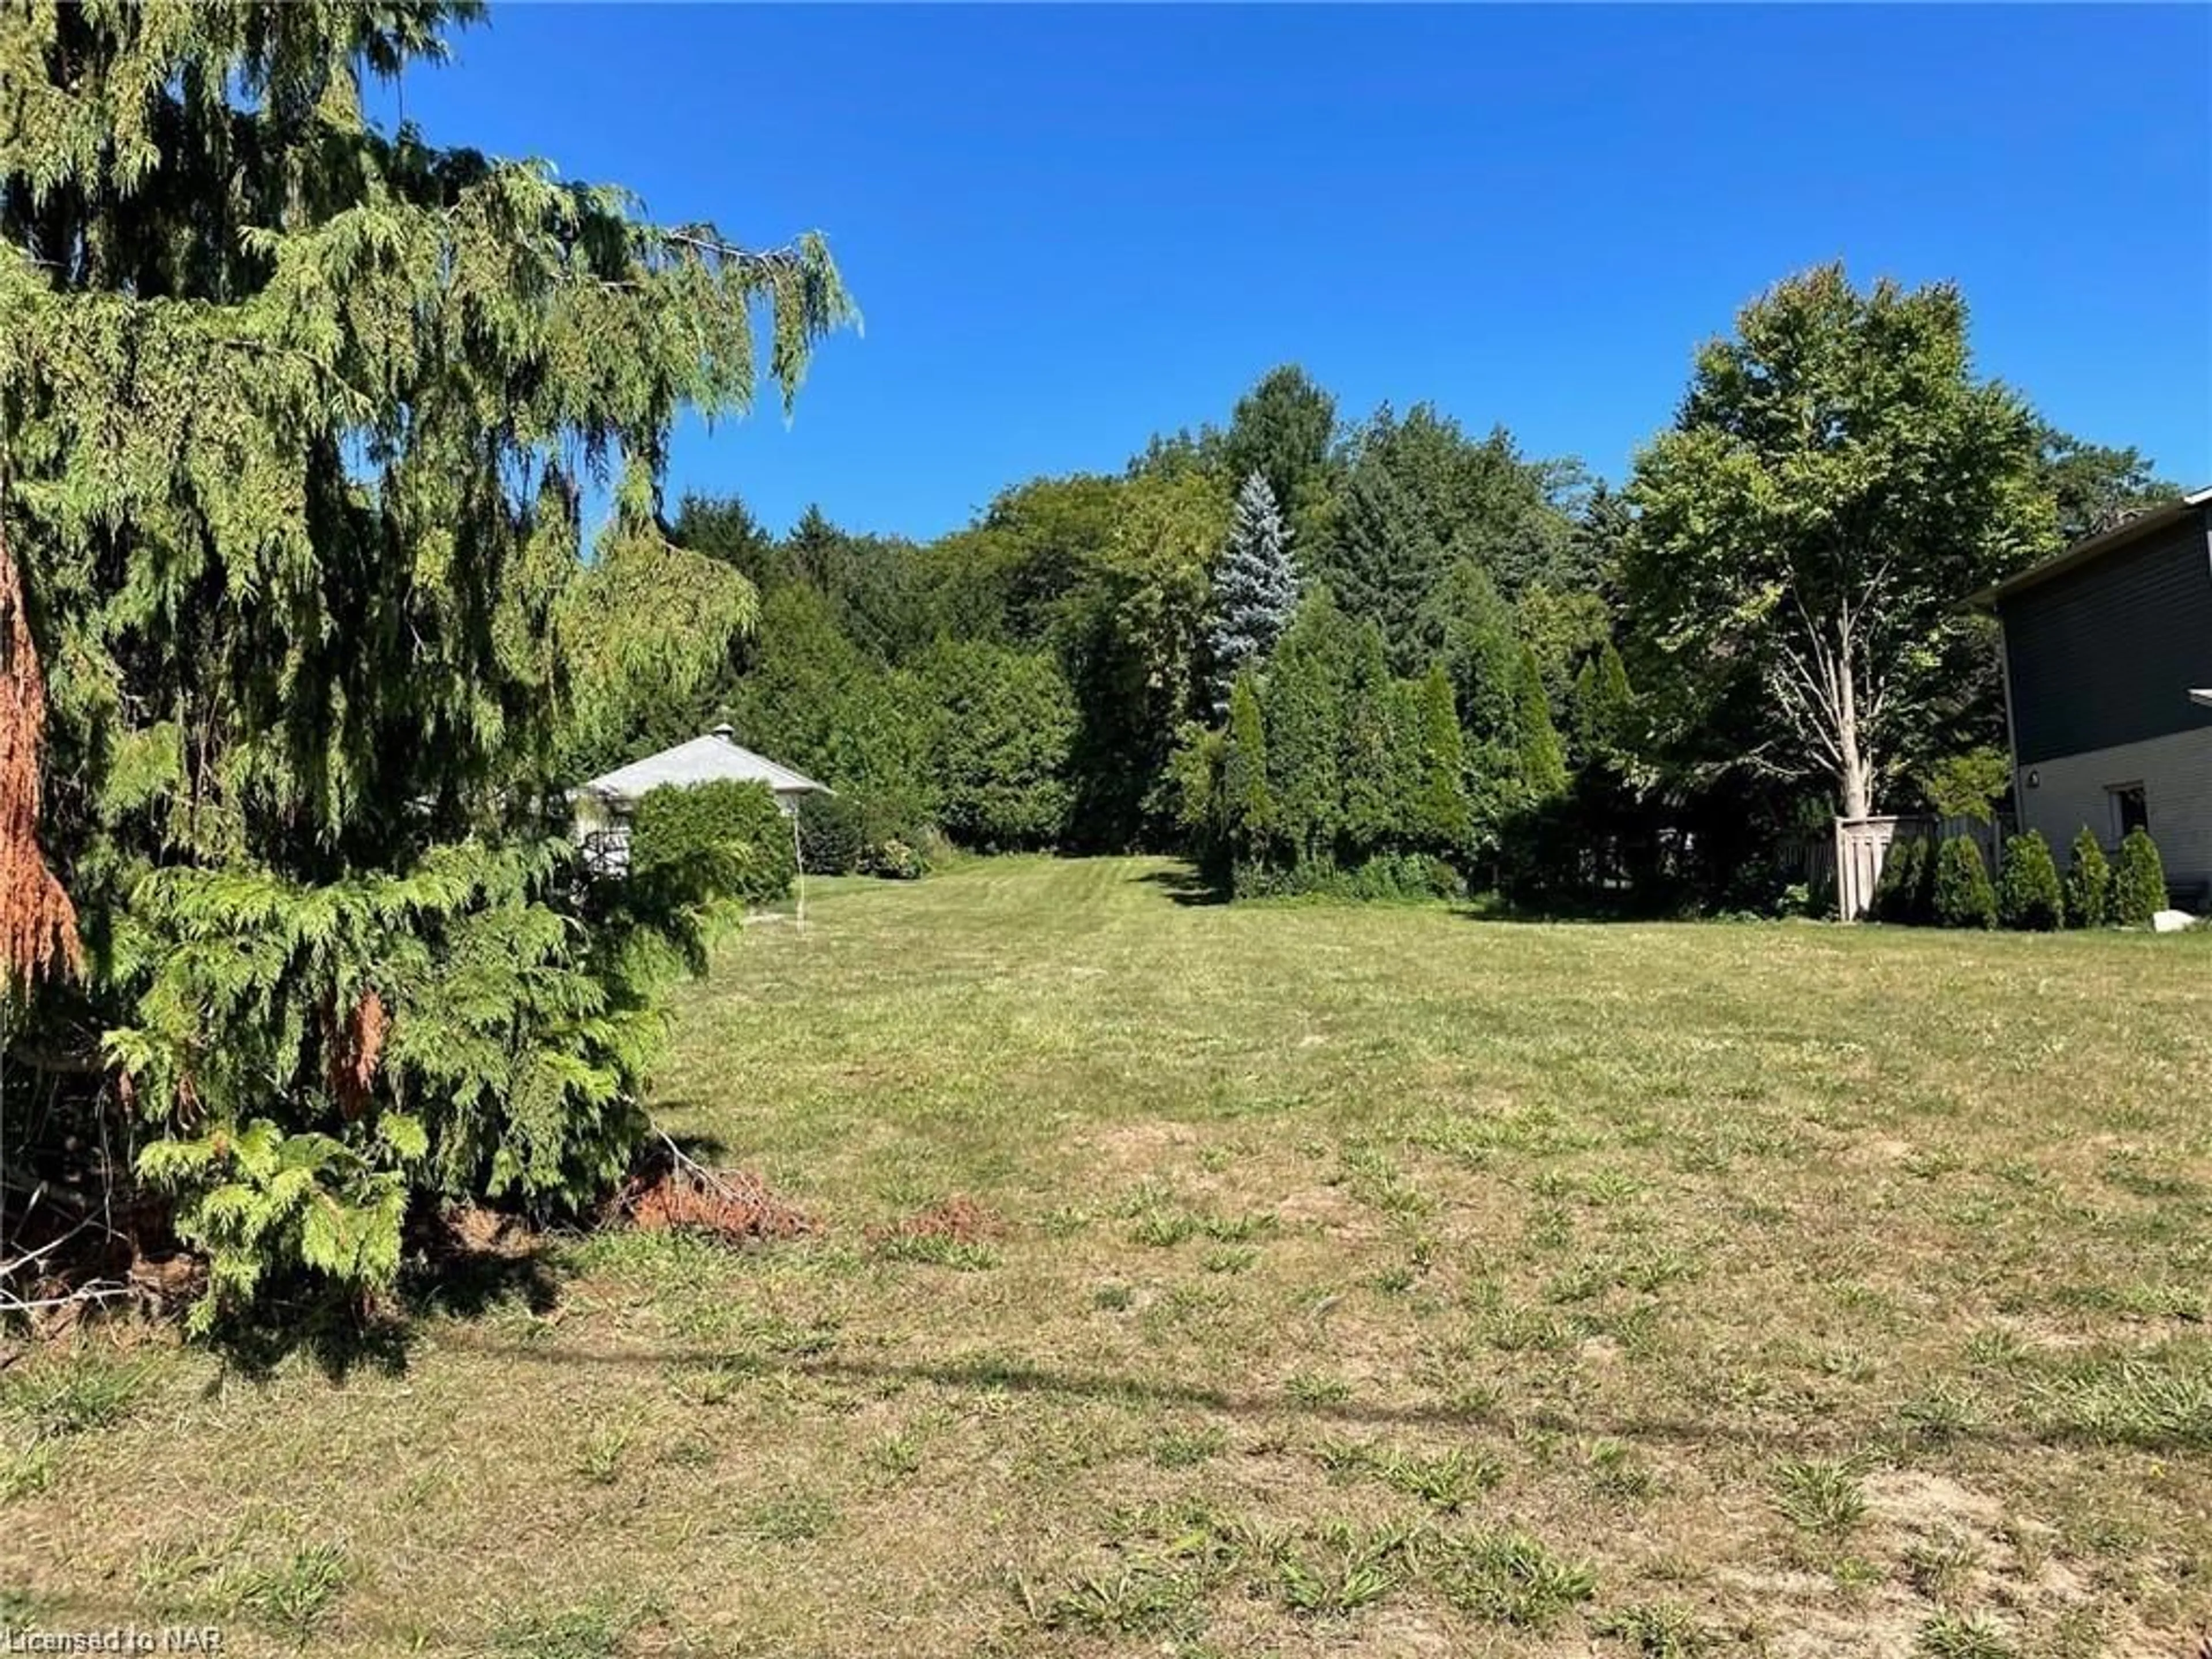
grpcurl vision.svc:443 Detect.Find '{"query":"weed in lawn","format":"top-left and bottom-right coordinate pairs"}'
top-left (487, 1592), bottom-right (660, 1659)
top-left (1916, 1612), bottom-right (2018, 1659)
top-left (1130, 1210), bottom-right (1199, 1248)
top-left (1593, 1601), bottom-right (1721, 1657)
top-left (1285, 1372), bottom-right (1351, 1406)
top-left (1197, 1210), bottom-right (1277, 1243)
top-left (0, 1355), bottom-right (148, 1438)
top-left (1152, 1425), bottom-right (1228, 1468)
top-left (1899, 1379), bottom-right (1987, 1446)
top-left (1431, 1529), bottom-right (1596, 1628)
top-left (1373, 1445), bottom-right (1503, 1512)
top-left (229, 1543), bottom-right (349, 1633)
top-left (1200, 1246), bottom-right (1256, 1275)
top-left (1043, 1565), bottom-right (1193, 1636)
top-left (577, 1421), bottom-right (639, 1486)
top-left (1771, 1456), bottom-right (1868, 1536)
top-left (668, 1358), bottom-right (757, 1406)
top-left (743, 1492), bottom-right (839, 1541)
top-left (1585, 1437), bottom-right (1656, 1501)
top-left (865, 1429), bottom-right (925, 1478)
top-left (0, 1438), bottom-right (54, 1501)
top-left (1092, 1281), bottom-right (1135, 1310)
top-left (872, 1231), bottom-right (1000, 1270)
top-left (1277, 1531), bottom-right (1403, 1619)
top-left (2024, 1344), bottom-right (2212, 1449)
top-left (1903, 1529), bottom-right (1981, 1606)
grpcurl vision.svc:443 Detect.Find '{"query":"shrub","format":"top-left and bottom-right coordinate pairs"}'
top-left (866, 838), bottom-right (927, 881)
top-left (1931, 836), bottom-right (1996, 930)
top-left (1872, 835), bottom-right (1929, 925)
top-left (1996, 831), bottom-right (2064, 931)
top-left (628, 781), bottom-right (795, 907)
top-left (2113, 827), bottom-right (2168, 927)
top-left (797, 793), bottom-right (868, 875)
top-left (2065, 828), bottom-right (2113, 928)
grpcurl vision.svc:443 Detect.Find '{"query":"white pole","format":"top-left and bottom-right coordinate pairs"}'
top-left (791, 805), bottom-right (806, 933)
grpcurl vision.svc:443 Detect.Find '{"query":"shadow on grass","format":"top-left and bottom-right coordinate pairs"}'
top-left (207, 1230), bottom-right (566, 1384)
top-left (1130, 864), bottom-right (1227, 908)
top-left (429, 1333), bottom-right (2066, 1453)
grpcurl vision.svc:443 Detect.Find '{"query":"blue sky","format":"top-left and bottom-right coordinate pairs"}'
top-left (385, 5), bottom-right (2212, 540)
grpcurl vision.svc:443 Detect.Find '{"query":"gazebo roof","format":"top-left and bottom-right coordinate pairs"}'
top-left (577, 726), bottom-right (830, 806)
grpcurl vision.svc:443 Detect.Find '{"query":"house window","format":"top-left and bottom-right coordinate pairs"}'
top-left (2108, 783), bottom-right (2149, 840)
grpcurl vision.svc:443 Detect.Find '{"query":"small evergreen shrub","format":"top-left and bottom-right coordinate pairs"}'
top-left (1872, 835), bottom-right (1929, 925)
top-left (1997, 831), bottom-right (2064, 930)
top-left (2113, 827), bottom-right (2168, 927)
top-left (1931, 836), bottom-right (1997, 930)
top-left (2065, 828), bottom-right (2113, 928)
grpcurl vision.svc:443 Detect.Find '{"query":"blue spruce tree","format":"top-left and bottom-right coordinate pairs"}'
top-left (1206, 471), bottom-right (1300, 714)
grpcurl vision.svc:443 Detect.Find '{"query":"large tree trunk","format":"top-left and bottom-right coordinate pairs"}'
top-left (1834, 635), bottom-right (1874, 820)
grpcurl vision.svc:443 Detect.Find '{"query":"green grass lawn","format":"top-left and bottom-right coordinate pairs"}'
top-left (6, 855), bottom-right (2211, 1657)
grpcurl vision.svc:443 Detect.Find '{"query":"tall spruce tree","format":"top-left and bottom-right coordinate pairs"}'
top-left (1, 3), bottom-right (854, 1326)
top-left (1326, 454), bottom-right (1443, 670)
top-left (1205, 471), bottom-right (1299, 714)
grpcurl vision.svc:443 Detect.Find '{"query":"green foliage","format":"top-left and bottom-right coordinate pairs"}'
top-left (1264, 594), bottom-right (1351, 866)
top-left (1514, 645), bottom-right (1569, 800)
top-left (0, 1), bottom-right (854, 1327)
top-left (1626, 264), bottom-right (2052, 819)
top-left (1931, 837), bottom-right (1997, 930)
top-left (628, 781), bottom-right (795, 910)
top-left (1995, 830), bottom-right (2063, 931)
top-left (1871, 834), bottom-right (1931, 926)
top-left (919, 642), bottom-right (1076, 850)
top-left (2113, 827), bottom-right (2168, 927)
top-left (2065, 828), bottom-right (2113, 929)
top-left (1921, 749), bottom-right (2012, 825)
top-left (725, 585), bottom-right (936, 836)
top-left (1218, 365), bottom-right (1340, 541)
top-left (1219, 676), bottom-right (1274, 867)
top-left (2035, 421), bottom-right (2179, 544)
top-left (1411, 665), bottom-right (1471, 854)
top-left (1326, 456), bottom-right (1444, 670)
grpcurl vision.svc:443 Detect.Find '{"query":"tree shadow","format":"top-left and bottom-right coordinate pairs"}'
top-left (1130, 863), bottom-right (1227, 907)
top-left (430, 1333), bottom-right (2055, 1456)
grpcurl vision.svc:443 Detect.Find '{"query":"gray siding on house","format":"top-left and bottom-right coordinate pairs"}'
top-left (1999, 508), bottom-right (2212, 765)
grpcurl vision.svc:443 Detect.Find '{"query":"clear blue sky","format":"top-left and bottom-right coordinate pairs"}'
top-left (386, 4), bottom-right (2212, 540)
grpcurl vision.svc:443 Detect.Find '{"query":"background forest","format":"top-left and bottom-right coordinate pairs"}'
top-left (578, 300), bottom-right (2176, 915)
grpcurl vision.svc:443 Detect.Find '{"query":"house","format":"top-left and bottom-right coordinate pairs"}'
top-left (1976, 487), bottom-right (2212, 902)
top-left (571, 725), bottom-right (830, 873)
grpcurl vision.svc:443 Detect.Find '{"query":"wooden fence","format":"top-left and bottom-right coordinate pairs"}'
top-left (1795, 814), bottom-right (2009, 922)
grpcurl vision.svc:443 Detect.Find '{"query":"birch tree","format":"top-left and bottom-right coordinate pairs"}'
top-left (1624, 266), bottom-right (2051, 819)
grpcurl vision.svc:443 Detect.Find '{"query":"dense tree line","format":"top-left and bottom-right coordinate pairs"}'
top-left (616, 265), bottom-right (2174, 916)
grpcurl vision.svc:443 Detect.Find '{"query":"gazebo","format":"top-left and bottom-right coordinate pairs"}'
top-left (571, 725), bottom-right (830, 876)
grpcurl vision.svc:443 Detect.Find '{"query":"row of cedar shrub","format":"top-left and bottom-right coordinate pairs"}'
top-left (1872, 826), bottom-right (2169, 930)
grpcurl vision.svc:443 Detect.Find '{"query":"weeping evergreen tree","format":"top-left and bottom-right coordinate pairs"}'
top-left (0, 3), bottom-right (855, 1327)
top-left (1205, 471), bottom-right (1297, 715)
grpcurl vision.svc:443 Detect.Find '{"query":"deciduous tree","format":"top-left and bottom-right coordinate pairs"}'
top-left (1625, 265), bottom-right (2051, 819)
